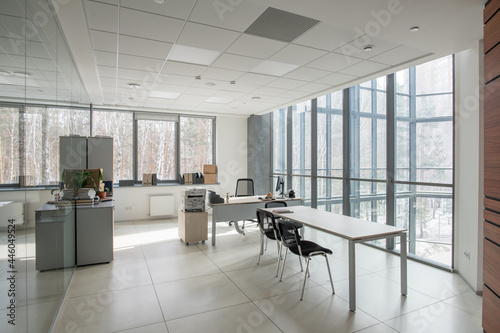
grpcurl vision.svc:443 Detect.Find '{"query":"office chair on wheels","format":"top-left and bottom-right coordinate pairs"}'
top-left (229, 178), bottom-right (255, 235)
top-left (277, 220), bottom-right (335, 300)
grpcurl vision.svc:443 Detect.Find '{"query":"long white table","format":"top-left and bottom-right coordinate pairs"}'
top-left (263, 205), bottom-right (407, 312)
top-left (208, 196), bottom-right (302, 246)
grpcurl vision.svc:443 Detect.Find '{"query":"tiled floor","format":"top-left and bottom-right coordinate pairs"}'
top-left (51, 218), bottom-right (482, 333)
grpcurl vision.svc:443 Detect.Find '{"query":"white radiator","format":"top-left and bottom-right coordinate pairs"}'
top-left (0, 202), bottom-right (25, 226)
top-left (149, 195), bottom-right (175, 217)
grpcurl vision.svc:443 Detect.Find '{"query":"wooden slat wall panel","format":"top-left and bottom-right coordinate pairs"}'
top-left (485, 0), bottom-right (500, 24)
top-left (484, 239), bottom-right (500, 294)
top-left (485, 46), bottom-right (500, 83)
top-left (485, 219), bottom-right (500, 245)
top-left (485, 11), bottom-right (500, 53)
top-left (483, 286), bottom-right (500, 333)
top-left (485, 197), bottom-right (500, 212)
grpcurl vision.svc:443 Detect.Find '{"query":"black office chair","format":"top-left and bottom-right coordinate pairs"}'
top-left (277, 220), bottom-right (335, 300)
top-left (231, 178), bottom-right (256, 235)
top-left (256, 209), bottom-right (282, 276)
top-left (264, 201), bottom-right (304, 248)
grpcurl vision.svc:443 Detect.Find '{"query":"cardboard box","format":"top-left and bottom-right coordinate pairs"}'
top-left (185, 173), bottom-right (192, 184)
top-left (203, 164), bottom-right (217, 174)
top-left (142, 174), bottom-right (149, 186)
top-left (204, 174), bottom-right (216, 184)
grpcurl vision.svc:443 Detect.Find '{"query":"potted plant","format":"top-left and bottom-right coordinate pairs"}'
top-left (97, 187), bottom-right (110, 199)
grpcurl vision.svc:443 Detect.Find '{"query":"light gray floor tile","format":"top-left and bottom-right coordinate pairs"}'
top-left (0, 300), bottom-right (59, 333)
top-left (354, 323), bottom-right (399, 333)
top-left (155, 273), bottom-right (250, 320)
top-left (443, 290), bottom-right (482, 318)
top-left (166, 302), bottom-right (282, 333)
top-left (114, 322), bottom-right (168, 333)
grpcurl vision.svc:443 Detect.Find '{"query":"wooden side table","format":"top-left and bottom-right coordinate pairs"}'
top-left (178, 210), bottom-right (208, 245)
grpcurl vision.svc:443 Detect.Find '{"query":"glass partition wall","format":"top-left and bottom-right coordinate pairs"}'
top-left (0, 0), bottom-right (90, 332)
top-left (272, 55), bottom-right (454, 268)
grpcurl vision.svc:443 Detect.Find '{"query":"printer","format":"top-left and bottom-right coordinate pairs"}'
top-left (181, 187), bottom-right (206, 212)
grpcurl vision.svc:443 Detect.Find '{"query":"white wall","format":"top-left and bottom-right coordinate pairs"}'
top-left (454, 41), bottom-right (484, 293)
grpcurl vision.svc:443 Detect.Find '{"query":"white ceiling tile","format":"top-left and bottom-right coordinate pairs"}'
top-left (161, 61), bottom-right (207, 76)
top-left (293, 22), bottom-right (358, 51)
top-left (369, 45), bottom-right (431, 66)
top-left (279, 90), bottom-right (311, 100)
top-left (189, 0), bottom-right (266, 32)
top-left (118, 54), bottom-right (164, 72)
top-left (119, 35), bottom-right (172, 60)
top-left (295, 82), bottom-right (331, 93)
top-left (97, 65), bottom-right (116, 77)
top-left (168, 44), bottom-right (220, 66)
top-left (251, 86), bottom-right (289, 97)
top-left (236, 73), bottom-right (277, 86)
top-left (182, 86), bottom-right (218, 97)
top-left (285, 67), bottom-right (331, 81)
top-left (0, 36), bottom-right (24, 55)
top-left (177, 94), bottom-right (208, 102)
top-left (90, 30), bottom-right (116, 53)
top-left (227, 34), bottom-right (287, 59)
top-left (84, 0), bottom-right (118, 33)
top-left (269, 44), bottom-right (327, 66)
top-left (211, 53), bottom-right (262, 71)
top-left (171, 100), bottom-right (200, 108)
top-left (95, 50), bottom-right (116, 67)
top-left (150, 90), bottom-right (181, 99)
top-left (151, 83), bottom-right (187, 94)
top-left (212, 90), bottom-right (245, 100)
top-left (120, 0), bottom-right (196, 19)
top-left (316, 72), bottom-right (358, 86)
top-left (201, 67), bottom-right (243, 81)
top-left (31, 58), bottom-right (57, 71)
top-left (335, 36), bottom-right (400, 60)
top-left (338, 60), bottom-right (389, 77)
top-left (118, 68), bottom-right (157, 82)
top-left (1, 0), bottom-right (25, 17)
top-left (266, 78), bottom-right (307, 90)
top-left (251, 60), bottom-right (298, 76)
top-left (99, 76), bottom-right (115, 87)
top-left (26, 41), bottom-right (52, 59)
top-left (144, 97), bottom-right (175, 108)
top-left (156, 73), bottom-right (195, 86)
top-left (194, 103), bottom-right (225, 112)
top-left (307, 52), bottom-right (363, 72)
top-left (119, 7), bottom-right (184, 43)
top-left (177, 22), bottom-right (240, 52)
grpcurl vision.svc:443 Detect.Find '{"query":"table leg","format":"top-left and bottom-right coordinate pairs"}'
top-left (348, 240), bottom-right (356, 312)
top-left (212, 208), bottom-right (217, 246)
top-left (400, 232), bottom-right (407, 295)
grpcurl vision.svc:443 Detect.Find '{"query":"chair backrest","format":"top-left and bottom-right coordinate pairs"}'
top-left (235, 178), bottom-right (254, 197)
top-left (277, 220), bottom-right (301, 248)
top-left (256, 208), bottom-right (278, 235)
top-left (265, 201), bottom-right (287, 208)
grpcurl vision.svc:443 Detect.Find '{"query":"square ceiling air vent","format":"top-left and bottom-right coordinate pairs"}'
top-left (244, 7), bottom-right (320, 43)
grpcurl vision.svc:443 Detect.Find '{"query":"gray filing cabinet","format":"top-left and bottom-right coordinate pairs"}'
top-left (76, 201), bottom-right (114, 266)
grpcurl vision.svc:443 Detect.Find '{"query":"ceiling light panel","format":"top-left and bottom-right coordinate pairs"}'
top-left (293, 22), bottom-right (358, 52)
top-left (188, 0), bottom-right (266, 32)
top-left (121, 0), bottom-right (195, 19)
top-left (244, 7), bottom-right (319, 43)
top-left (176, 22), bottom-right (240, 52)
top-left (150, 91), bottom-right (180, 99)
top-left (84, 1), bottom-right (118, 33)
top-left (119, 35), bottom-right (173, 60)
top-left (250, 60), bottom-right (298, 76)
top-left (162, 61), bottom-right (207, 76)
top-left (168, 44), bottom-right (220, 66)
top-left (227, 34), bottom-right (287, 59)
top-left (119, 7), bottom-right (184, 43)
top-left (211, 53), bottom-right (262, 72)
top-left (269, 44), bottom-right (327, 66)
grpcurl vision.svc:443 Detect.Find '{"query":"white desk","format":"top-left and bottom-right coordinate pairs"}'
top-left (264, 205), bottom-right (407, 312)
top-left (209, 196), bottom-right (302, 245)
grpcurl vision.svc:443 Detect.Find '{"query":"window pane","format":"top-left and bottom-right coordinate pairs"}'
top-left (416, 121), bottom-right (453, 184)
top-left (416, 94), bottom-right (453, 118)
top-left (317, 91), bottom-right (343, 177)
top-left (350, 180), bottom-right (386, 224)
top-left (396, 121), bottom-right (410, 181)
top-left (317, 178), bottom-right (342, 213)
top-left (291, 176), bottom-right (311, 206)
top-left (24, 106), bottom-right (90, 186)
top-left (137, 120), bottom-right (176, 180)
top-left (396, 184), bottom-right (452, 267)
top-left (273, 108), bottom-right (287, 174)
top-left (180, 117), bottom-right (213, 174)
top-left (93, 110), bottom-right (133, 181)
top-left (415, 55), bottom-right (453, 95)
top-left (292, 101), bottom-right (311, 175)
top-left (0, 107), bottom-right (20, 184)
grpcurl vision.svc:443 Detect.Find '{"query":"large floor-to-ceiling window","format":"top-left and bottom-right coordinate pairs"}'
top-left (271, 55), bottom-right (454, 267)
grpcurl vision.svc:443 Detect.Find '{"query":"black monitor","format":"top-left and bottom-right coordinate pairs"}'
top-left (275, 176), bottom-right (284, 198)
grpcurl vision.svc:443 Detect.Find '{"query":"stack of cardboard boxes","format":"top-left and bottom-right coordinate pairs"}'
top-left (203, 164), bottom-right (217, 184)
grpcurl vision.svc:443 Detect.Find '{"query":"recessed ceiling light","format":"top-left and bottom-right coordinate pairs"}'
top-left (230, 81), bottom-right (236, 85)
top-left (13, 71), bottom-right (32, 77)
top-left (0, 70), bottom-right (11, 76)
top-left (205, 82), bottom-right (216, 87)
top-left (195, 76), bottom-right (201, 80)
top-left (362, 45), bottom-right (373, 52)
top-left (128, 83), bottom-right (141, 89)
top-left (410, 26), bottom-right (420, 32)
top-left (251, 96), bottom-right (261, 100)
top-left (153, 0), bottom-right (166, 3)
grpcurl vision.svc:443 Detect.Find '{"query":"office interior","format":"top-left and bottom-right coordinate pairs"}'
top-left (0, 0), bottom-right (487, 332)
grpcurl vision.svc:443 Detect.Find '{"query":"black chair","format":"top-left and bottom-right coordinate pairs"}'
top-left (256, 209), bottom-right (282, 276)
top-left (265, 201), bottom-right (304, 237)
top-left (277, 220), bottom-right (335, 300)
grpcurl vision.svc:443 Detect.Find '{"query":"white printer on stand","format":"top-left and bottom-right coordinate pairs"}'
top-left (181, 187), bottom-right (206, 212)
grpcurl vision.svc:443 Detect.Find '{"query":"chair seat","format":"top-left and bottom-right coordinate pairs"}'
top-left (263, 229), bottom-right (277, 240)
top-left (282, 219), bottom-right (303, 229)
top-left (289, 240), bottom-right (332, 257)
